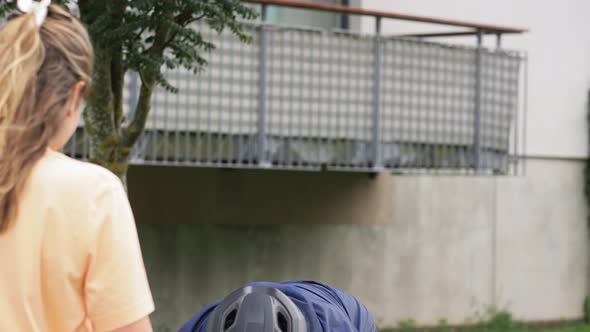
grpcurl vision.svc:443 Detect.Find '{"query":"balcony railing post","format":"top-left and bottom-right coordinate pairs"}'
top-left (372, 16), bottom-right (383, 170)
top-left (473, 29), bottom-right (483, 172)
top-left (496, 32), bottom-right (502, 49)
top-left (127, 72), bottom-right (140, 160)
top-left (258, 4), bottom-right (270, 167)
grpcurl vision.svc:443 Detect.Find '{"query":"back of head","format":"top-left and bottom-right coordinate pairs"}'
top-left (207, 285), bottom-right (308, 332)
top-left (0, 4), bottom-right (93, 231)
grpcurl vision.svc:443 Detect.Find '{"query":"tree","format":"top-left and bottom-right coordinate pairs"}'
top-left (0, 0), bottom-right (257, 184)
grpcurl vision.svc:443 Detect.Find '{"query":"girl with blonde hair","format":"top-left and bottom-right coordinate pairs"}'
top-left (0, 1), bottom-right (154, 331)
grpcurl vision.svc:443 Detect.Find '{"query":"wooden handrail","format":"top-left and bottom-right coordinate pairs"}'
top-left (399, 31), bottom-right (506, 38)
top-left (243, 0), bottom-right (528, 34)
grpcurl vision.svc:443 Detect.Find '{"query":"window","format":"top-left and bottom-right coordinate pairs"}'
top-left (266, 0), bottom-right (349, 30)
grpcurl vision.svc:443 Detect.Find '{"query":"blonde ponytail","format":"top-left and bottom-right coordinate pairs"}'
top-left (0, 5), bottom-right (93, 230)
top-left (0, 14), bottom-right (44, 139)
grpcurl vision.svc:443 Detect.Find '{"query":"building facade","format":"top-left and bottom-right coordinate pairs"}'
top-left (96, 0), bottom-right (589, 329)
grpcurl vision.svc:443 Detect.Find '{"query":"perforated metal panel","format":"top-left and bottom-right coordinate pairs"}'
top-left (66, 22), bottom-right (526, 175)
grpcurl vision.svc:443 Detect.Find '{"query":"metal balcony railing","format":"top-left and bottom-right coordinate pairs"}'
top-left (65, 0), bottom-right (528, 175)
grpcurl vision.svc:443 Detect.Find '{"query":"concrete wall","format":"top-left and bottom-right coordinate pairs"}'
top-left (126, 2), bottom-right (590, 330)
top-left (495, 159), bottom-right (588, 320)
top-left (129, 157), bottom-right (589, 329)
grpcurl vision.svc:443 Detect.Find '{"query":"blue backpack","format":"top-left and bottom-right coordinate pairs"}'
top-left (179, 280), bottom-right (377, 332)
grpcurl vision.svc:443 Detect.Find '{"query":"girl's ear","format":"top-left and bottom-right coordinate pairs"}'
top-left (67, 81), bottom-right (86, 116)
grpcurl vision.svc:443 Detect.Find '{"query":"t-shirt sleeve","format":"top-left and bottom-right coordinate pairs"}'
top-left (84, 177), bottom-right (155, 332)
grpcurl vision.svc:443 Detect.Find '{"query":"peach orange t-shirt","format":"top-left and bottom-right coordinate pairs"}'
top-left (0, 149), bottom-right (154, 331)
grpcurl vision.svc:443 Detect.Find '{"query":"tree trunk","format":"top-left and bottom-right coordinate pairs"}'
top-left (106, 151), bottom-right (129, 190)
top-left (84, 45), bottom-right (130, 187)
top-left (87, 139), bottom-right (130, 188)
top-left (82, 7), bottom-right (162, 190)
top-left (78, 1), bottom-right (131, 187)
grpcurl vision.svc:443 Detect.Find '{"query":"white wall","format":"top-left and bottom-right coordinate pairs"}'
top-left (393, 158), bottom-right (589, 323)
top-left (495, 158), bottom-right (588, 320)
top-left (360, 0), bottom-right (590, 159)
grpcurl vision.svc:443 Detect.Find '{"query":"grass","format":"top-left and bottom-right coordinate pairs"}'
top-left (157, 323), bottom-right (590, 332)
top-left (155, 310), bottom-right (590, 332)
top-left (380, 326), bottom-right (590, 332)
top-left (379, 311), bottom-right (590, 332)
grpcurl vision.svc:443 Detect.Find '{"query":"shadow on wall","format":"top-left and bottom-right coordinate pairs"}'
top-left (127, 165), bottom-right (395, 225)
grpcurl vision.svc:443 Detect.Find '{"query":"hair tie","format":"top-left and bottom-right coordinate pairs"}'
top-left (17, 0), bottom-right (51, 27)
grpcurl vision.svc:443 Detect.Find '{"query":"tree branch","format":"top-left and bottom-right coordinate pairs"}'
top-left (109, 2), bottom-right (127, 131)
top-left (131, 25), bottom-right (149, 44)
top-left (122, 11), bottom-right (174, 148)
top-left (83, 45), bottom-right (117, 157)
top-left (111, 48), bottom-right (124, 130)
top-left (122, 79), bottom-right (154, 149)
top-left (111, 32), bottom-right (125, 130)
top-left (160, 13), bottom-right (207, 51)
